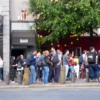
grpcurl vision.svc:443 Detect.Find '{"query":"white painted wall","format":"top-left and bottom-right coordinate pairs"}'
top-left (10, 0), bottom-right (34, 21)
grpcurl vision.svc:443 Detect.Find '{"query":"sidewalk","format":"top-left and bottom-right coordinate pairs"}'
top-left (0, 79), bottom-right (100, 89)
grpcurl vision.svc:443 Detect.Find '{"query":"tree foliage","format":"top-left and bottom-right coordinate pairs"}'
top-left (29, 0), bottom-right (100, 43)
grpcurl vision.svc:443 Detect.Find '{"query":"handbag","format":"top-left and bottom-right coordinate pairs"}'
top-left (17, 62), bottom-right (23, 69)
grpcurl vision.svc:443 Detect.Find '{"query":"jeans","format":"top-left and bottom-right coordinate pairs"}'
top-left (29, 65), bottom-right (37, 84)
top-left (64, 65), bottom-right (69, 79)
top-left (42, 66), bottom-right (49, 84)
top-left (54, 65), bottom-right (60, 83)
top-left (89, 64), bottom-right (99, 79)
top-left (0, 68), bottom-right (3, 80)
top-left (69, 66), bottom-right (74, 79)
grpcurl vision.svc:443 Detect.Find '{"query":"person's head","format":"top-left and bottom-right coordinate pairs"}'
top-left (74, 56), bottom-right (78, 59)
top-left (65, 50), bottom-right (69, 55)
top-left (16, 56), bottom-right (21, 62)
top-left (83, 50), bottom-right (87, 54)
top-left (44, 50), bottom-right (50, 56)
top-left (42, 50), bottom-right (45, 56)
top-left (11, 56), bottom-right (15, 60)
top-left (20, 55), bottom-right (24, 59)
top-left (50, 50), bottom-right (53, 55)
top-left (68, 54), bottom-right (73, 59)
top-left (57, 49), bottom-right (61, 54)
top-left (36, 52), bottom-right (41, 58)
top-left (51, 47), bottom-right (55, 51)
top-left (51, 47), bottom-right (56, 54)
top-left (90, 47), bottom-right (95, 52)
top-left (33, 50), bottom-right (37, 55)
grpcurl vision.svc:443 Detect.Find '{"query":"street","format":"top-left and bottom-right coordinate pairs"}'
top-left (0, 88), bottom-right (100, 100)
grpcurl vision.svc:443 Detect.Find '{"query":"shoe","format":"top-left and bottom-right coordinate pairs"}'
top-left (11, 81), bottom-right (15, 83)
top-left (92, 79), bottom-right (98, 82)
top-left (45, 84), bottom-right (50, 85)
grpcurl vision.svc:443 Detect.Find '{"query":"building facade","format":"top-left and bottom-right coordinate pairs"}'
top-left (0, 0), bottom-right (36, 80)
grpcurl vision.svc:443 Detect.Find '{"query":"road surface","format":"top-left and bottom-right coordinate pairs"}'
top-left (0, 88), bottom-right (100, 100)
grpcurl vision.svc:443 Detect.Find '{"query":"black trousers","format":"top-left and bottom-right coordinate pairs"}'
top-left (48, 66), bottom-right (54, 82)
top-left (10, 67), bottom-right (16, 81)
top-left (54, 65), bottom-right (60, 83)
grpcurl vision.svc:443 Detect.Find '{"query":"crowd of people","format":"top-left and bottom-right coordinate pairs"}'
top-left (0, 47), bottom-right (100, 84)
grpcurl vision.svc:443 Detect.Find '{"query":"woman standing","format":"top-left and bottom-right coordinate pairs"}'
top-left (68, 54), bottom-right (74, 79)
top-left (0, 56), bottom-right (3, 81)
top-left (74, 56), bottom-right (79, 79)
top-left (10, 56), bottom-right (17, 82)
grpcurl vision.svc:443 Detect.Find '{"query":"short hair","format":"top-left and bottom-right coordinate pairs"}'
top-left (90, 47), bottom-right (94, 51)
top-left (65, 50), bottom-right (69, 53)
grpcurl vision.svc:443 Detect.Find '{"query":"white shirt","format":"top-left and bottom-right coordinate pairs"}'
top-left (58, 54), bottom-right (62, 65)
top-left (0, 60), bottom-right (3, 68)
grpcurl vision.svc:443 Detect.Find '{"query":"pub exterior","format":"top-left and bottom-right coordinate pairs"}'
top-left (0, 0), bottom-right (37, 80)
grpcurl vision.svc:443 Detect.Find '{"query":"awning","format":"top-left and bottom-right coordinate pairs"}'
top-left (11, 30), bottom-right (36, 46)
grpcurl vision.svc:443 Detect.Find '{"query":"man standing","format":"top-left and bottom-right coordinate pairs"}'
top-left (29, 51), bottom-right (37, 84)
top-left (87, 47), bottom-right (98, 81)
top-left (63, 50), bottom-right (69, 80)
top-left (51, 48), bottom-right (61, 83)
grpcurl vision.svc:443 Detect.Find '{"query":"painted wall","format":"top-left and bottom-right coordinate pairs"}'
top-left (10, 0), bottom-right (34, 21)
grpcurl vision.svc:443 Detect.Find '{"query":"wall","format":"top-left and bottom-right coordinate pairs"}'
top-left (10, 0), bottom-right (34, 21)
top-left (0, 0), bottom-right (10, 80)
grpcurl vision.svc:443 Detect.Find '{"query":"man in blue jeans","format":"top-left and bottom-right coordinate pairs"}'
top-left (29, 51), bottom-right (37, 84)
top-left (42, 50), bottom-right (52, 84)
top-left (51, 48), bottom-right (61, 83)
top-left (87, 47), bottom-right (98, 81)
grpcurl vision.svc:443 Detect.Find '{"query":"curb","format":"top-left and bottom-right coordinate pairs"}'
top-left (0, 83), bottom-right (100, 89)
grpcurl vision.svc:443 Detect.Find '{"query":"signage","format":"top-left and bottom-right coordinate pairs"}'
top-left (20, 39), bottom-right (28, 44)
top-left (12, 37), bottom-right (35, 46)
top-left (11, 30), bottom-right (36, 46)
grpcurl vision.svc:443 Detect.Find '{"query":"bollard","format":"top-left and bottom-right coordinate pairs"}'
top-left (23, 67), bottom-right (30, 85)
top-left (17, 71), bottom-right (23, 84)
top-left (71, 69), bottom-right (76, 83)
top-left (60, 67), bottom-right (66, 84)
top-left (5, 74), bottom-right (10, 85)
top-left (86, 68), bottom-right (89, 82)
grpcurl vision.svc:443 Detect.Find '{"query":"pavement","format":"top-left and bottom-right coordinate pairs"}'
top-left (0, 79), bottom-right (100, 89)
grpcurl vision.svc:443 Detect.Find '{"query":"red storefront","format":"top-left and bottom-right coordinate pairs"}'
top-left (40, 36), bottom-right (100, 55)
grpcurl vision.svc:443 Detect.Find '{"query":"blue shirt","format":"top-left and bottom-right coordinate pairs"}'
top-left (29, 54), bottom-right (36, 66)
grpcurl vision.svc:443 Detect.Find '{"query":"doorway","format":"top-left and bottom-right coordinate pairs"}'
top-left (75, 47), bottom-right (82, 56)
top-left (11, 49), bottom-right (26, 58)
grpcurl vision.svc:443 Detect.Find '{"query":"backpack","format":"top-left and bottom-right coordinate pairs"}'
top-left (52, 54), bottom-right (59, 65)
top-left (36, 58), bottom-right (46, 67)
top-left (98, 53), bottom-right (100, 64)
top-left (79, 55), bottom-right (83, 64)
top-left (26, 58), bottom-right (31, 67)
top-left (17, 61), bottom-right (23, 69)
top-left (87, 53), bottom-right (95, 63)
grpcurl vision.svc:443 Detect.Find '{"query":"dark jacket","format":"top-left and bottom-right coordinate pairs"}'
top-left (98, 52), bottom-right (100, 65)
top-left (29, 54), bottom-right (36, 66)
top-left (44, 56), bottom-right (52, 66)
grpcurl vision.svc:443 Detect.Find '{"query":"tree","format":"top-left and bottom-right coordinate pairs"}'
top-left (29, 0), bottom-right (100, 46)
